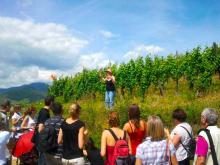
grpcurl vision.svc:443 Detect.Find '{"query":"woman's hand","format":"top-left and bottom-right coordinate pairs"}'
top-left (164, 128), bottom-right (171, 139)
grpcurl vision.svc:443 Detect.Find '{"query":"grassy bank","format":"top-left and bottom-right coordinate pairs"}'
top-left (33, 77), bottom-right (220, 146)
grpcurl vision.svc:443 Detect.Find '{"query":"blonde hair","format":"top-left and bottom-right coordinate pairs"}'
top-left (147, 116), bottom-right (165, 141)
top-left (69, 103), bottom-right (81, 118)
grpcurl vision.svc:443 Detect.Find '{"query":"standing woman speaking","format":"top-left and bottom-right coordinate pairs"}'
top-left (102, 68), bottom-right (116, 110)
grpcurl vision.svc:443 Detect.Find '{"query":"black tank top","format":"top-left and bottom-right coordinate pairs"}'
top-left (61, 120), bottom-right (85, 159)
top-left (106, 79), bottom-right (115, 91)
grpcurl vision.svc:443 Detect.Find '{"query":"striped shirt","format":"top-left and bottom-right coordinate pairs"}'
top-left (136, 137), bottom-right (176, 165)
top-left (44, 115), bottom-right (64, 158)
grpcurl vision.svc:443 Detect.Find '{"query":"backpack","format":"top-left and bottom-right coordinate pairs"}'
top-left (179, 126), bottom-right (196, 160)
top-left (108, 129), bottom-right (130, 165)
top-left (38, 118), bottom-right (61, 153)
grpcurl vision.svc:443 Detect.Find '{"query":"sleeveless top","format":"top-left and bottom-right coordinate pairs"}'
top-left (105, 129), bottom-right (126, 165)
top-left (128, 122), bottom-right (146, 155)
top-left (26, 116), bottom-right (36, 129)
top-left (61, 120), bottom-right (85, 159)
top-left (106, 79), bottom-right (115, 91)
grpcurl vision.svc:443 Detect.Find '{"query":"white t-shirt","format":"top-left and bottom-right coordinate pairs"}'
top-left (26, 116), bottom-right (35, 129)
top-left (0, 131), bottom-right (10, 164)
top-left (171, 122), bottom-right (193, 161)
top-left (12, 112), bottom-right (22, 128)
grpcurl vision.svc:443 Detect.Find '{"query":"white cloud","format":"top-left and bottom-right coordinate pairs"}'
top-left (100, 30), bottom-right (118, 39)
top-left (76, 52), bottom-right (111, 71)
top-left (0, 16), bottom-right (112, 88)
top-left (124, 44), bottom-right (164, 60)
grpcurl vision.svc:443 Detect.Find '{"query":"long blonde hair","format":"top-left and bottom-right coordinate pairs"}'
top-left (147, 116), bottom-right (165, 141)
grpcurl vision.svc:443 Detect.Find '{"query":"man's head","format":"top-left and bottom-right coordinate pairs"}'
top-left (1, 99), bottom-right (11, 112)
top-left (201, 108), bottom-right (218, 127)
top-left (52, 102), bottom-right (63, 116)
top-left (44, 96), bottom-right (54, 107)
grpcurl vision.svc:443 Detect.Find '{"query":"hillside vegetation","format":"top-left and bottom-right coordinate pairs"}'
top-left (0, 83), bottom-right (48, 103)
top-left (44, 43), bottom-right (220, 145)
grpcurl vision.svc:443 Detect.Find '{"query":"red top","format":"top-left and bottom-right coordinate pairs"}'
top-left (105, 145), bottom-right (114, 165)
top-left (128, 122), bottom-right (145, 155)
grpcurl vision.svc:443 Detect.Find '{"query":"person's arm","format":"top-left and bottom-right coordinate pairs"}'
top-left (11, 116), bottom-right (21, 126)
top-left (78, 126), bottom-right (85, 149)
top-left (169, 142), bottom-right (178, 165)
top-left (195, 136), bottom-right (208, 165)
top-left (21, 116), bottom-right (28, 129)
top-left (100, 130), bottom-right (107, 157)
top-left (195, 156), bottom-right (206, 165)
top-left (111, 76), bottom-right (115, 84)
top-left (127, 132), bottom-right (132, 154)
top-left (172, 134), bottom-right (181, 148)
top-left (135, 158), bottom-right (142, 165)
top-left (38, 123), bottom-right (45, 133)
top-left (123, 123), bottom-right (128, 132)
top-left (170, 155), bottom-right (178, 165)
top-left (57, 128), bottom-right (63, 144)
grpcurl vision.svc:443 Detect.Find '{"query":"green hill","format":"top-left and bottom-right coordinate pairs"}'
top-left (0, 82), bottom-right (49, 103)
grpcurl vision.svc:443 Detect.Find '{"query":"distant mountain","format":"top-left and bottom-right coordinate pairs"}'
top-left (0, 82), bottom-right (49, 102)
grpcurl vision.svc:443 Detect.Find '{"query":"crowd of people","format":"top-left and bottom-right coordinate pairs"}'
top-left (0, 97), bottom-right (220, 165)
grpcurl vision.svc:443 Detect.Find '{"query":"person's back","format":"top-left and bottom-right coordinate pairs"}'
top-left (101, 112), bottom-right (131, 165)
top-left (58, 103), bottom-right (85, 165)
top-left (123, 104), bottom-right (146, 156)
top-left (136, 116), bottom-right (178, 165)
top-left (61, 118), bottom-right (85, 159)
top-left (198, 126), bottom-right (220, 164)
top-left (194, 108), bottom-right (220, 165)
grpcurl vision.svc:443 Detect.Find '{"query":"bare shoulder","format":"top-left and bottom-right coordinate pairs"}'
top-left (123, 122), bottom-right (129, 130)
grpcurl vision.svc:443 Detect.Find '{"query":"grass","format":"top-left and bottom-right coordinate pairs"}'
top-left (31, 76), bottom-right (220, 147)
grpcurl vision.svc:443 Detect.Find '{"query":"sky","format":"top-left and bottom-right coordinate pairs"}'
top-left (0, 0), bottom-right (220, 88)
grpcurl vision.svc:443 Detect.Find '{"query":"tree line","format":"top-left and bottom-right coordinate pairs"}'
top-left (48, 42), bottom-right (220, 102)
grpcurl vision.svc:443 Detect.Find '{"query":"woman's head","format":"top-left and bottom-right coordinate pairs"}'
top-left (172, 108), bottom-right (187, 124)
top-left (24, 106), bottom-right (36, 117)
top-left (69, 103), bottom-right (81, 119)
top-left (106, 68), bottom-right (112, 76)
top-left (147, 116), bottom-right (165, 141)
top-left (108, 111), bottom-right (120, 127)
top-left (14, 104), bottom-right (21, 113)
top-left (128, 104), bottom-right (140, 128)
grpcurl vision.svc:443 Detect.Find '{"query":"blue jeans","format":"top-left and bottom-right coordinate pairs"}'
top-left (105, 91), bottom-right (115, 109)
top-left (37, 146), bottom-right (46, 165)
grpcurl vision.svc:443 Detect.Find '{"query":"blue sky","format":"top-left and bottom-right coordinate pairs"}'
top-left (0, 0), bottom-right (220, 87)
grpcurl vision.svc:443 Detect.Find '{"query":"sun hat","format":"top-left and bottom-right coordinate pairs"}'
top-left (106, 68), bottom-right (112, 74)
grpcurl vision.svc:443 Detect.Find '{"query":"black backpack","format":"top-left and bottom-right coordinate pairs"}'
top-left (179, 126), bottom-right (196, 160)
top-left (38, 119), bottom-right (61, 152)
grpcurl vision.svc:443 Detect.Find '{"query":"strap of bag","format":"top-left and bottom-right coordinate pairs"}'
top-left (108, 129), bottom-right (119, 141)
top-left (179, 126), bottom-right (193, 154)
top-left (123, 131), bottom-right (126, 140)
top-left (180, 126), bottom-right (193, 139)
top-left (199, 129), bottom-right (219, 165)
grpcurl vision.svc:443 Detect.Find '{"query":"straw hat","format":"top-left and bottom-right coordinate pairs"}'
top-left (106, 68), bottom-right (112, 74)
